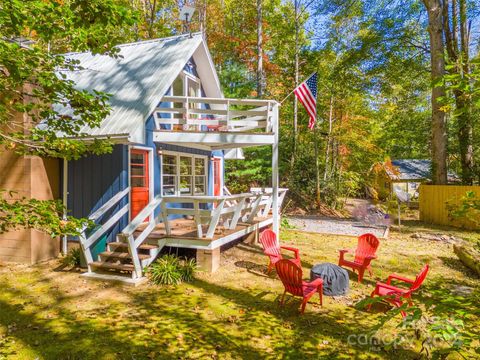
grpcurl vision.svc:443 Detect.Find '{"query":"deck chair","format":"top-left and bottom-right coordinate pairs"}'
top-left (259, 229), bottom-right (300, 274)
top-left (369, 264), bottom-right (429, 317)
top-left (338, 233), bottom-right (380, 283)
top-left (275, 259), bottom-right (323, 313)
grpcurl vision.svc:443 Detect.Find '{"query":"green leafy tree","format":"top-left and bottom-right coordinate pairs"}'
top-left (0, 0), bottom-right (136, 236)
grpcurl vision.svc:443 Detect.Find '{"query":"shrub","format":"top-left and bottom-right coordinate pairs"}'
top-left (179, 257), bottom-right (197, 283)
top-left (147, 254), bottom-right (197, 285)
top-left (62, 248), bottom-right (82, 267)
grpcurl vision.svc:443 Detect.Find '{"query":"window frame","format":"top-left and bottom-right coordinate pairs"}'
top-left (161, 151), bottom-right (208, 196)
top-left (170, 71), bottom-right (202, 131)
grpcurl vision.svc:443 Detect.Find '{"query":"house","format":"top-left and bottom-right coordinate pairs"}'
top-left (6, 33), bottom-right (284, 283)
top-left (371, 159), bottom-right (458, 200)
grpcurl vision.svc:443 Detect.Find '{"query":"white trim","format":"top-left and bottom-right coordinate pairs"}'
top-left (153, 132), bottom-right (275, 147)
top-left (129, 146), bottom-right (154, 221)
top-left (161, 150), bottom-right (208, 196)
top-left (211, 156), bottom-right (223, 196)
top-left (62, 159), bottom-right (68, 255)
top-left (193, 41), bottom-right (223, 99)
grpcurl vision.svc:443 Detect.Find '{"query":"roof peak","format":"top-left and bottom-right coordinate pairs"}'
top-left (62, 32), bottom-right (203, 57)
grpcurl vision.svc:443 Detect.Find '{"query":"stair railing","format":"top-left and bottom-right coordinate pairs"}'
top-left (78, 187), bottom-right (130, 272)
top-left (118, 195), bottom-right (165, 279)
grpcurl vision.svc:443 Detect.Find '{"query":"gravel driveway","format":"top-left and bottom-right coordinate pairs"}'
top-left (286, 215), bottom-right (389, 238)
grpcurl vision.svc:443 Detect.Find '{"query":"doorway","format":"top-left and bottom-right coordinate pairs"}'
top-left (212, 158), bottom-right (222, 196)
top-left (130, 149), bottom-right (150, 220)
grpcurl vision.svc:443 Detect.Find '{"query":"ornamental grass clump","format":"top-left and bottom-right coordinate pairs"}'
top-left (62, 248), bottom-right (82, 267)
top-left (147, 254), bottom-right (197, 285)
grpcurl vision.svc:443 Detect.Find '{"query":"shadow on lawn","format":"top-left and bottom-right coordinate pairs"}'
top-left (188, 277), bottom-right (420, 359)
top-left (234, 260), bottom-right (271, 277)
top-left (235, 242), bottom-right (316, 270)
top-left (4, 255), bottom-right (475, 359)
top-left (0, 273), bottom-right (275, 359)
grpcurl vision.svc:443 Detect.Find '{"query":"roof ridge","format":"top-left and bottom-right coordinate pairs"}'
top-left (61, 32), bottom-right (202, 57)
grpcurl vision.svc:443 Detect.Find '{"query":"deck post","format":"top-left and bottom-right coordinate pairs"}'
top-left (62, 159), bottom-right (68, 255)
top-left (272, 103), bottom-right (280, 243)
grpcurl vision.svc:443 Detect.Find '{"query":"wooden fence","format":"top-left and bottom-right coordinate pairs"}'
top-left (419, 185), bottom-right (480, 230)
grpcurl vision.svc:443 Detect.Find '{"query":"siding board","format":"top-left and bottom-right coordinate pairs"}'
top-left (419, 185), bottom-right (480, 230)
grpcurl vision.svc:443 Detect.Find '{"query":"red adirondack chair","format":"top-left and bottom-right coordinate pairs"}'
top-left (259, 229), bottom-right (301, 274)
top-left (369, 264), bottom-right (429, 317)
top-left (275, 259), bottom-right (323, 313)
top-left (338, 233), bottom-right (380, 283)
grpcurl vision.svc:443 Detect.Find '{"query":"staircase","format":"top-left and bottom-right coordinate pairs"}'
top-left (79, 193), bottom-right (167, 285)
top-left (87, 237), bottom-right (165, 284)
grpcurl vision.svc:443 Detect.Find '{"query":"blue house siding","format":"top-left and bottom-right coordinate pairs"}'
top-left (66, 55), bottom-right (226, 237)
top-left (145, 114), bottom-right (225, 217)
top-left (67, 144), bottom-right (129, 243)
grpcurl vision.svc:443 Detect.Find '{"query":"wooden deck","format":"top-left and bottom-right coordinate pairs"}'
top-left (137, 216), bottom-right (273, 249)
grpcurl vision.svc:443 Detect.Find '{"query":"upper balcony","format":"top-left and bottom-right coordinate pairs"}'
top-left (153, 96), bottom-right (279, 151)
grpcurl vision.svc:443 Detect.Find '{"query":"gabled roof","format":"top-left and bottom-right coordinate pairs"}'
top-left (387, 159), bottom-right (431, 181)
top-left (387, 159), bottom-right (459, 182)
top-left (57, 33), bottom-right (219, 143)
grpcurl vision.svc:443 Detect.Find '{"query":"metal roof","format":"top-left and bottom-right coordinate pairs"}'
top-left (388, 159), bottom-right (431, 180)
top-left (387, 159), bottom-right (459, 182)
top-left (56, 33), bottom-right (204, 142)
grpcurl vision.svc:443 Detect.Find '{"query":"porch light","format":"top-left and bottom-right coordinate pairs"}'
top-left (156, 146), bottom-right (163, 156)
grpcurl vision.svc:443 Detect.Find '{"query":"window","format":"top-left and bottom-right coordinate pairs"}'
top-left (162, 152), bottom-right (207, 196)
top-left (130, 151), bottom-right (148, 187)
top-left (170, 72), bottom-right (201, 131)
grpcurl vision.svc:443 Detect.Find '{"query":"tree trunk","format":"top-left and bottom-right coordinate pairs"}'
top-left (256, 0), bottom-right (264, 98)
top-left (423, 0), bottom-right (448, 184)
top-left (457, 0), bottom-right (474, 184)
top-left (443, 0), bottom-right (474, 184)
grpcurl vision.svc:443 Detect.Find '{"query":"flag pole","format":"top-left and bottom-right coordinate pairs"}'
top-left (279, 71), bottom-right (317, 104)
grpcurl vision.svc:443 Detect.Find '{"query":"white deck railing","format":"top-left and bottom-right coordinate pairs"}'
top-left (155, 96), bottom-right (277, 133)
top-left (118, 194), bottom-right (166, 278)
top-left (78, 187), bottom-right (130, 272)
top-left (79, 188), bottom-right (287, 279)
top-left (160, 188), bottom-right (288, 239)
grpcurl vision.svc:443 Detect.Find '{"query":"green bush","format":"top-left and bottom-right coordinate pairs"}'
top-left (62, 248), bottom-right (82, 267)
top-left (180, 258), bottom-right (197, 283)
top-left (147, 254), bottom-right (197, 285)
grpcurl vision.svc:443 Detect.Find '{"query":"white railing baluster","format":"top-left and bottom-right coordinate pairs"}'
top-left (229, 197), bottom-right (246, 230)
top-left (160, 201), bottom-right (171, 235)
top-left (205, 199), bottom-right (225, 239)
top-left (194, 200), bottom-right (203, 238)
top-left (246, 194), bottom-right (263, 223)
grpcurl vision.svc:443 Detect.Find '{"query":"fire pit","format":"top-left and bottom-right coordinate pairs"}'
top-left (310, 263), bottom-right (349, 296)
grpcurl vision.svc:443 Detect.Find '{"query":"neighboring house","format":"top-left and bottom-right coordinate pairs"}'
top-left (0, 33), bottom-right (285, 282)
top-left (371, 159), bottom-right (458, 200)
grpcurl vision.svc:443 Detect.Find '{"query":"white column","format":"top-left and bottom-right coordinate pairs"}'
top-left (272, 103), bottom-right (280, 241)
top-left (62, 158), bottom-right (68, 255)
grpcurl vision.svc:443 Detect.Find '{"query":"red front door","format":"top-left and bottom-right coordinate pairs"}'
top-left (213, 158), bottom-right (221, 196)
top-left (130, 149), bottom-right (150, 220)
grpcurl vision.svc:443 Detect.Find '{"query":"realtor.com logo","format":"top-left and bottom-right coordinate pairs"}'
top-left (347, 317), bottom-right (464, 352)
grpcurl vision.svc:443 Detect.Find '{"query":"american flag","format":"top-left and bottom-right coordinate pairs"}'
top-left (294, 73), bottom-right (318, 130)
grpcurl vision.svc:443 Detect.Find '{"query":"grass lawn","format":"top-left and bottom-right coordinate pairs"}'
top-left (0, 222), bottom-right (479, 359)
